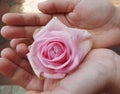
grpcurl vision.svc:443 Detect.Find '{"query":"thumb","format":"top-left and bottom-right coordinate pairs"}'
top-left (38, 0), bottom-right (78, 13)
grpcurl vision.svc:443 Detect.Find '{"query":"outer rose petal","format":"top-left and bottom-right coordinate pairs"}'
top-left (34, 17), bottom-right (91, 41)
top-left (68, 40), bottom-right (93, 72)
top-left (27, 17), bottom-right (93, 79)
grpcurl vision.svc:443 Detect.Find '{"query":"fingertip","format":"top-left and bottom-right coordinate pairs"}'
top-left (2, 13), bottom-right (9, 23)
top-left (38, 0), bottom-right (59, 14)
top-left (10, 39), bottom-right (17, 48)
top-left (2, 13), bottom-right (19, 25)
top-left (38, 0), bottom-right (75, 13)
top-left (2, 13), bottom-right (17, 24)
top-left (1, 48), bottom-right (11, 58)
top-left (16, 43), bottom-right (29, 57)
top-left (38, 0), bottom-right (48, 13)
top-left (1, 26), bottom-right (9, 39)
top-left (1, 26), bottom-right (15, 39)
top-left (10, 38), bottom-right (33, 49)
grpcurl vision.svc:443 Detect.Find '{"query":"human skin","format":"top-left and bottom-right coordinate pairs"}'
top-left (27, 17), bottom-right (93, 79)
top-left (0, 48), bottom-right (120, 94)
top-left (1, 0), bottom-right (120, 52)
top-left (0, 0), bottom-right (120, 93)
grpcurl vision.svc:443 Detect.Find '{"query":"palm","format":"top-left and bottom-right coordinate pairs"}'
top-left (0, 48), bottom-right (120, 94)
top-left (53, 0), bottom-right (118, 48)
top-left (43, 71), bottom-right (82, 94)
top-left (54, 14), bottom-right (117, 48)
top-left (0, 48), bottom-right (82, 93)
top-left (1, 0), bottom-right (119, 49)
top-left (26, 48), bottom-right (120, 94)
top-left (42, 78), bottom-right (66, 93)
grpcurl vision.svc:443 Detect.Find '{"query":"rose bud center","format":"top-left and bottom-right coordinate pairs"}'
top-left (42, 42), bottom-right (65, 60)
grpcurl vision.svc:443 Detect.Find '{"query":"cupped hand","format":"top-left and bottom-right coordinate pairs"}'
top-left (1, 0), bottom-right (120, 50)
top-left (0, 48), bottom-right (120, 94)
top-left (37, 0), bottom-right (120, 48)
top-left (0, 48), bottom-right (43, 91)
top-left (25, 49), bottom-right (120, 94)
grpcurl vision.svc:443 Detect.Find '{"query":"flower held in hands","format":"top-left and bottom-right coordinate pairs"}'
top-left (27, 17), bottom-right (92, 79)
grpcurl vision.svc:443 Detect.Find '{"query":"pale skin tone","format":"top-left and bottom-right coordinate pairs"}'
top-left (0, 0), bottom-right (120, 94)
top-left (0, 48), bottom-right (120, 94)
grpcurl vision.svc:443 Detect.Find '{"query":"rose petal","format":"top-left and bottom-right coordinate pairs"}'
top-left (27, 17), bottom-right (93, 79)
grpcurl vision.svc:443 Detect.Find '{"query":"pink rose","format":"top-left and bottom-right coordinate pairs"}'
top-left (27, 17), bottom-right (92, 79)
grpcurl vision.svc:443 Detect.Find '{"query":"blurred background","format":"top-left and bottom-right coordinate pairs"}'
top-left (0, 0), bottom-right (120, 94)
top-left (0, 0), bottom-right (43, 52)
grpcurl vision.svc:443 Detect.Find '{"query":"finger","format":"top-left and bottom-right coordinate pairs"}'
top-left (38, 0), bottom-right (78, 13)
top-left (1, 48), bottom-right (32, 73)
top-left (33, 26), bottom-right (43, 39)
top-left (0, 58), bottom-right (43, 91)
top-left (16, 43), bottom-right (29, 57)
top-left (2, 13), bottom-right (52, 26)
top-left (10, 38), bottom-right (33, 48)
top-left (1, 26), bottom-right (38, 39)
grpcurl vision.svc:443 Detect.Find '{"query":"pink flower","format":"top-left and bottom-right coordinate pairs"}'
top-left (27, 17), bottom-right (92, 79)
